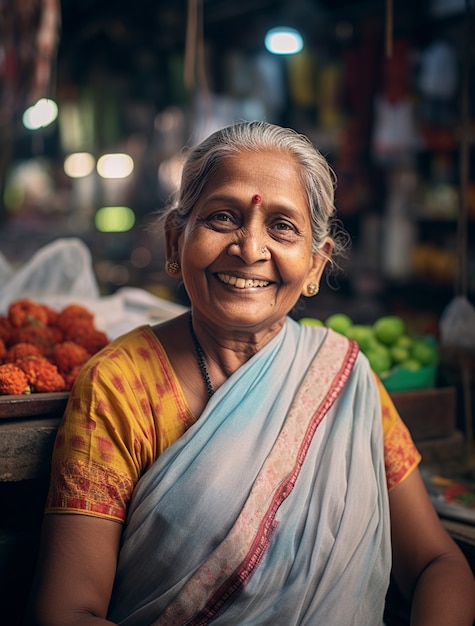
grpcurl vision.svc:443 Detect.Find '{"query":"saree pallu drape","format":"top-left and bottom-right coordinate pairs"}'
top-left (108, 319), bottom-right (391, 626)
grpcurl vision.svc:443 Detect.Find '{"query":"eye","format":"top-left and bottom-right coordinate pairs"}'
top-left (213, 212), bottom-right (232, 222)
top-left (269, 219), bottom-right (301, 241)
top-left (206, 211), bottom-right (239, 231)
top-left (274, 221), bottom-right (293, 231)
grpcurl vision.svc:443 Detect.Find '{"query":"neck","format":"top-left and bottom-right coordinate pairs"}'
top-left (188, 313), bottom-right (286, 380)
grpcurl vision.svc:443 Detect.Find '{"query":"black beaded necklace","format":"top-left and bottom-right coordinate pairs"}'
top-left (188, 314), bottom-right (215, 398)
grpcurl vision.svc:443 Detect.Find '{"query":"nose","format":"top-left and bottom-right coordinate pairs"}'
top-left (228, 230), bottom-right (268, 263)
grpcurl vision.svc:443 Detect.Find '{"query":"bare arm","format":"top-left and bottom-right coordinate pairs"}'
top-left (390, 468), bottom-right (475, 626)
top-left (26, 514), bottom-right (122, 626)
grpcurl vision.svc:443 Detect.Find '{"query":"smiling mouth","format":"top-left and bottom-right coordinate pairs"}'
top-left (217, 273), bottom-right (270, 289)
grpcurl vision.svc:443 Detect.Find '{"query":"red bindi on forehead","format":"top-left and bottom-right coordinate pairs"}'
top-left (251, 194), bottom-right (262, 204)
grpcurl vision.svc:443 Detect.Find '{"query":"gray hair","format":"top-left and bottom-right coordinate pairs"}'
top-left (160, 121), bottom-right (347, 260)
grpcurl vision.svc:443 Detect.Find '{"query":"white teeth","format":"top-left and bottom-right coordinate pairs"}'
top-left (218, 273), bottom-right (269, 289)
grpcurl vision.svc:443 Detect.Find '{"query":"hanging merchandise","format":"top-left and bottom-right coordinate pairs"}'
top-left (250, 53), bottom-right (286, 122)
top-left (380, 168), bottom-right (417, 280)
top-left (341, 26), bottom-right (380, 152)
top-left (418, 40), bottom-right (458, 128)
top-left (419, 41), bottom-right (457, 100)
top-left (372, 97), bottom-right (421, 165)
top-left (58, 88), bottom-right (96, 153)
top-left (183, 0), bottom-right (209, 98)
top-left (31, 0), bottom-right (61, 103)
top-left (316, 62), bottom-right (343, 130)
top-left (0, 0), bottom-right (60, 119)
top-left (334, 120), bottom-right (371, 217)
top-left (224, 52), bottom-right (252, 98)
top-left (287, 47), bottom-right (317, 109)
top-left (372, 39), bottom-right (421, 166)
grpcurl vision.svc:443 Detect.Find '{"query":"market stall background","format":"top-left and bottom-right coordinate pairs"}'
top-left (1, 2), bottom-right (475, 623)
top-left (1, 0), bottom-right (473, 322)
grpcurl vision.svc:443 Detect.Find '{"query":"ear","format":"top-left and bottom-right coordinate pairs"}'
top-left (165, 211), bottom-right (184, 278)
top-left (302, 237), bottom-right (334, 297)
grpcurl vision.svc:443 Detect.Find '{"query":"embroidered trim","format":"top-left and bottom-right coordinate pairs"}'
top-left (46, 458), bottom-right (133, 522)
top-left (385, 417), bottom-right (421, 492)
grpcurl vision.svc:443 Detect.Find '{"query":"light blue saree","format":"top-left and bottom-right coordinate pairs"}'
top-left (108, 318), bottom-right (391, 625)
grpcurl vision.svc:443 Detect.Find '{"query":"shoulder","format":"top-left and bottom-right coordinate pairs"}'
top-left (85, 324), bottom-right (163, 369)
top-left (68, 324), bottom-right (169, 400)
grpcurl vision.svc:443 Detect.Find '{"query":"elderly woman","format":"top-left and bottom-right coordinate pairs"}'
top-left (27, 121), bottom-right (475, 626)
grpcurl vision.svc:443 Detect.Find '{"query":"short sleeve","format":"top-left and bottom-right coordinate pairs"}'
top-left (375, 375), bottom-right (422, 492)
top-left (45, 326), bottom-right (195, 522)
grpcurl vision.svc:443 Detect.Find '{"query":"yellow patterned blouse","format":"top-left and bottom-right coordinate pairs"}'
top-left (45, 325), bottom-right (421, 523)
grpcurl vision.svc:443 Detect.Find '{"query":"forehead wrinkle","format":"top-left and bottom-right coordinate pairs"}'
top-left (211, 151), bottom-right (300, 189)
top-left (198, 151), bottom-right (311, 222)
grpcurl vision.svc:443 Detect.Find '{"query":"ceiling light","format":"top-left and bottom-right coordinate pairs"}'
top-left (64, 152), bottom-right (95, 178)
top-left (97, 153), bottom-right (134, 179)
top-left (22, 98), bottom-right (58, 130)
top-left (95, 206), bottom-right (135, 232)
top-left (265, 27), bottom-right (303, 55)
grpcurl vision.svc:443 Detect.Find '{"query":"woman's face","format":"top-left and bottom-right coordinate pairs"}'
top-left (168, 150), bottom-right (329, 334)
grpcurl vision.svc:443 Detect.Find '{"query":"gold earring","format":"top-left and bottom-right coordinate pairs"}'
top-left (166, 260), bottom-right (181, 274)
top-left (307, 282), bottom-right (319, 296)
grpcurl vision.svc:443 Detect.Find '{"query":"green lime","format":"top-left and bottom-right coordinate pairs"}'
top-left (368, 338), bottom-right (389, 353)
top-left (299, 317), bottom-right (324, 326)
top-left (410, 340), bottom-right (438, 366)
top-left (366, 349), bottom-right (392, 375)
top-left (373, 316), bottom-right (405, 345)
top-left (390, 344), bottom-right (410, 364)
top-left (325, 313), bottom-right (353, 335)
top-left (401, 359), bottom-right (422, 371)
top-left (395, 334), bottom-right (412, 350)
top-left (346, 325), bottom-right (375, 352)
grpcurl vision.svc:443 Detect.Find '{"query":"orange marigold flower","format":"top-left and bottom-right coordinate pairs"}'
top-left (43, 304), bottom-right (59, 326)
top-left (0, 316), bottom-right (13, 343)
top-left (2, 299), bottom-right (107, 394)
top-left (8, 325), bottom-right (57, 356)
top-left (17, 356), bottom-right (66, 393)
top-left (56, 304), bottom-right (95, 333)
top-left (52, 341), bottom-right (90, 374)
top-left (74, 328), bottom-right (109, 354)
top-left (5, 342), bottom-right (42, 363)
top-left (0, 338), bottom-right (7, 362)
top-left (0, 363), bottom-right (30, 395)
top-left (61, 318), bottom-right (95, 342)
top-left (46, 326), bottom-right (64, 344)
top-left (8, 298), bottom-right (49, 328)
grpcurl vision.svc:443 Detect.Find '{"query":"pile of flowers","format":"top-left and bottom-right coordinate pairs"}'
top-left (0, 298), bottom-right (109, 395)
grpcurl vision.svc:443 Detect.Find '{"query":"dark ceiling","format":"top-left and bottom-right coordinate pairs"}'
top-left (57, 0), bottom-right (409, 83)
top-left (4, 0), bottom-right (458, 160)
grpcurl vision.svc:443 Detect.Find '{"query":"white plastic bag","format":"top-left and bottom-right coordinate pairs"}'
top-left (0, 238), bottom-right (187, 338)
top-left (439, 295), bottom-right (475, 349)
top-left (0, 238), bottom-right (100, 313)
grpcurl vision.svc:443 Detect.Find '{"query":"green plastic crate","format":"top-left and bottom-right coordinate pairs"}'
top-left (381, 364), bottom-right (437, 392)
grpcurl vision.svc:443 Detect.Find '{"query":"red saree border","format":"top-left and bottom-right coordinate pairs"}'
top-left (153, 330), bottom-right (359, 626)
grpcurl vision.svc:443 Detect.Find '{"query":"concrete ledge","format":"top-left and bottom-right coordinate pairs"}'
top-left (0, 420), bottom-right (467, 483)
top-left (0, 419), bottom-right (59, 482)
